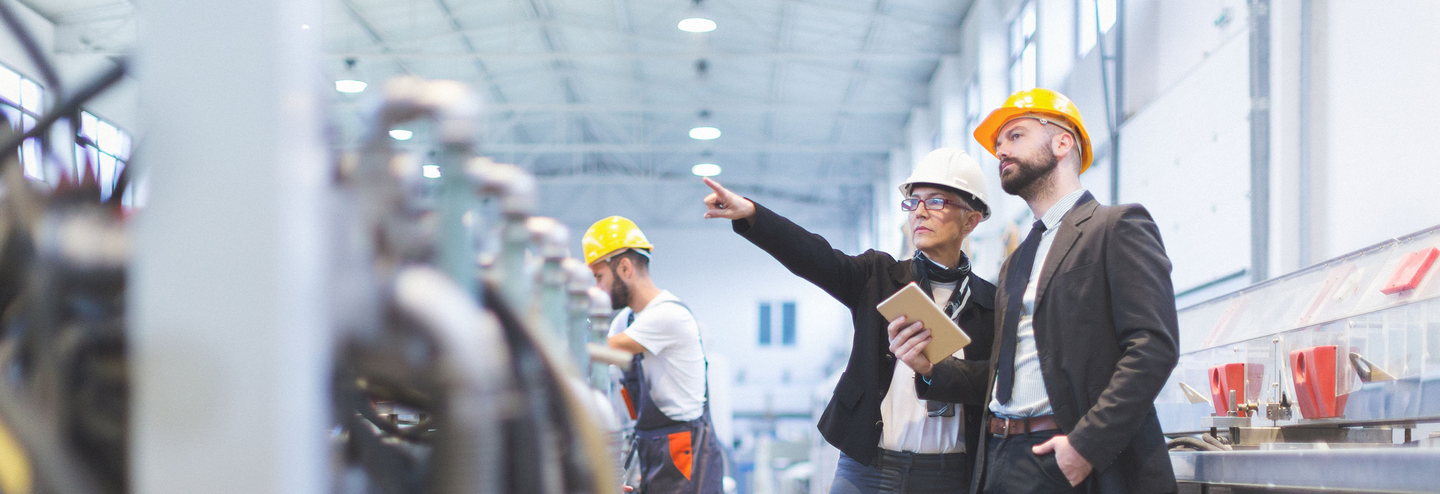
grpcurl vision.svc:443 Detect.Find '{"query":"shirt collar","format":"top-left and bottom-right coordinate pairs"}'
top-left (1038, 188), bottom-right (1089, 231)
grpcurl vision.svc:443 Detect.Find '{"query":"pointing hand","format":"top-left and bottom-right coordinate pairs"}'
top-left (702, 177), bottom-right (756, 220)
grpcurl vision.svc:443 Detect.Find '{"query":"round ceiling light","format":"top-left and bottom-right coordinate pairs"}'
top-left (421, 164), bottom-right (441, 178)
top-left (689, 126), bottom-right (721, 140)
top-left (335, 79), bottom-right (367, 93)
top-left (691, 163), bottom-right (721, 177)
top-left (389, 129), bottom-right (414, 140)
top-left (678, 17), bottom-right (716, 33)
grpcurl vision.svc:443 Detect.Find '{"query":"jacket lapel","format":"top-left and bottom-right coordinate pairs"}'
top-left (1034, 193), bottom-right (1098, 308)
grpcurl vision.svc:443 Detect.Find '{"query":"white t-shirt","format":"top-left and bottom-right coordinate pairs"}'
top-left (878, 280), bottom-right (967, 454)
top-left (608, 290), bottom-right (707, 421)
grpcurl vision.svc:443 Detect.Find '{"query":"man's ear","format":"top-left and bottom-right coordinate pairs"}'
top-left (613, 256), bottom-right (632, 280)
top-left (1051, 130), bottom-right (1075, 158)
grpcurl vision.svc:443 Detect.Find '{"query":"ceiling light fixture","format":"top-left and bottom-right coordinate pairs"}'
top-left (422, 164), bottom-right (441, 178)
top-left (677, 0), bottom-right (716, 33)
top-left (336, 58), bottom-right (366, 93)
top-left (335, 80), bottom-right (367, 93)
top-left (692, 163), bottom-right (721, 177)
top-left (389, 129), bottom-right (414, 140)
top-left (689, 126), bottom-right (721, 140)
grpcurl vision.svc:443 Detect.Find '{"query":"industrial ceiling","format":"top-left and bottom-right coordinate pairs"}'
top-left (22, 0), bottom-right (970, 236)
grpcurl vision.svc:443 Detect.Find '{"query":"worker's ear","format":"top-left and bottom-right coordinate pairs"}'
top-left (1051, 130), bottom-right (1077, 165)
top-left (963, 211), bottom-right (983, 236)
top-left (613, 256), bottom-right (633, 280)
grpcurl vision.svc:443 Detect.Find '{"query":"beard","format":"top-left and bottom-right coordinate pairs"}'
top-left (999, 146), bottom-right (1059, 198)
top-left (609, 276), bottom-right (631, 310)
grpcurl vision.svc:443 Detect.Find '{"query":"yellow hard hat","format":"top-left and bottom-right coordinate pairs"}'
top-left (582, 216), bottom-right (654, 265)
top-left (973, 88), bottom-right (1094, 174)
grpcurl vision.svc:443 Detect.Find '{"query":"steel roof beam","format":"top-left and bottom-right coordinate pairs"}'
top-left (483, 143), bottom-right (891, 153)
top-left (327, 51), bottom-right (949, 61)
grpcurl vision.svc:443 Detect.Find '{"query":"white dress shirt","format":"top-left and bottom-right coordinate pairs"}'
top-left (989, 188), bottom-right (1089, 418)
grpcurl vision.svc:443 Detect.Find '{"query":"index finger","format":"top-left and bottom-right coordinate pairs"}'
top-left (702, 176), bottom-right (728, 195)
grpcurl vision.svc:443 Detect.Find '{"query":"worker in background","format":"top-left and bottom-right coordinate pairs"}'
top-left (891, 88), bottom-right (1179, 493)
top-left (583, 216), bottom-right (724, 494)
top-left (701, 148), bottom-right (996, 494)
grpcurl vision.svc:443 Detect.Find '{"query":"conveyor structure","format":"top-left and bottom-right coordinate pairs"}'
top-left (1159, 225), bottom-right (1440, 493)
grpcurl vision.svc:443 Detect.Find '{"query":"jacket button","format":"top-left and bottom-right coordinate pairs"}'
top-left (885, 353), bottom-right (896, 362)
top-left (875, 420), bottom-right (883, 431)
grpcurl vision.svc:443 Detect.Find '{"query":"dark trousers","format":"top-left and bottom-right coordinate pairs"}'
top-left (982, 430), bottom-right (1084, 494)
top-left (831, 450), bottom-right (970, 494)
top-left (634, 418), bottom-right (724, 494)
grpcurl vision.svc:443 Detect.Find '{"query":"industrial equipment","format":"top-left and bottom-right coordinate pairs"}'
top-left (1159, 225), bottom-right (1440, 493)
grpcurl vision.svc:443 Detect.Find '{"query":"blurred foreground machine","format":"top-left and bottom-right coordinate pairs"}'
top-left (1158, 225), bottom-right (1440, 493)
top-left (325, 76), bottom-right (627, 494)
top-left (0, 2), bottom-right (131, 492)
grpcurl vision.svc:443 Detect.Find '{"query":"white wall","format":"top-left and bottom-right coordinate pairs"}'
top-left (1309, 0), bottom-right (1440, 258)
top-left (894, 0), bottom-right (1440, 312)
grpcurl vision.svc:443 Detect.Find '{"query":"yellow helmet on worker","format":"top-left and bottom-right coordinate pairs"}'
top-left (582, 216), bottom-right (655, 265)
top-left (973, 87), bottom-right (1094, 174)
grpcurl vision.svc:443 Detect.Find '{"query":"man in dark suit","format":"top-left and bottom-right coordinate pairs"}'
top-left (701, 148), bottom-right (996, 494)
top-left (889, 88), bottom-right (1179, 494)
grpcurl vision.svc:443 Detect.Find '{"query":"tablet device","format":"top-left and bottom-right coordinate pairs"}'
top-left (876, 282), bottom-right (972, 365)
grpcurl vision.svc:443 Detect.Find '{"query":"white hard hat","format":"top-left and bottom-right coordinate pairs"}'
top-left (899, 148), bottom-right (991, 219)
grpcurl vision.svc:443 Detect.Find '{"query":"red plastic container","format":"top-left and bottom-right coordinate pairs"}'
top-left (1209, 363), bottom-right (1249, 416)
top-left (1290, 345), bottom-right (1349, 419)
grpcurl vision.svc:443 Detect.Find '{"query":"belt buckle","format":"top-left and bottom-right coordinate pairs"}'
top-left (1001, 416), bottom-right (1013, 438)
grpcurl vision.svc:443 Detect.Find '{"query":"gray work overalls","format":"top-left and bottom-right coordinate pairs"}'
top-left (621, 303), bottom-right (725, 494)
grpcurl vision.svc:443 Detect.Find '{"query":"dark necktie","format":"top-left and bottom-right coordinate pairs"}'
top-left (995, 220), bottom-right (1047, 405)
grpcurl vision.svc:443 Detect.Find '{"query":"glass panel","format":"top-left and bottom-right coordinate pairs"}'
top-left (21, 137), bottom-right (41, 180)
top-left (0, 66), bottom-right (19, 106)
top-left (21, 114), bottom-right (34, 132)
top-left (75, 144), bottom-right (86, 179)
top-left (1098, 0), bottom-right (1117, 34)
top-left (99, 120), bottom-right (119, 155)
top-left (1078, 0), bottom-right (1097, 56)
top-left (19, 78), bottom-right (40, 113)
top-left (1020, 43), bottom-right (1038, 90)
top-left (781, 302), bottom-right (797, 346)
top-left (81, 111), bottom-right (98, 140)
top-left (758, 303), bottom-right (772, 346)
top-left (119, 132), bottom-right (132, 160)
top-left (1010, 15), bottom-right (1023, 57)
top-left (965, 81), bottom-right (980, 121)
top-left (99, 153), bottom-right (116, 199)
top-left (1022, 1), bottom-right (1037, 39)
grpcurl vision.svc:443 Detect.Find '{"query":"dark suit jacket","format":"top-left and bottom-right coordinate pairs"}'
top-left (734, 202), bottom-right (995, 467)
top-left (918, 193), bottom-right (1180, 494)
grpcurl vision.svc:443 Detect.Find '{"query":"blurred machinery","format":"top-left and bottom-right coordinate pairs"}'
top-left (318, 77), bottom-right (633, 494)
top-left (1159, 225), bottom-right (1440, 493)
top-left (0, 0), bottom-right (638, 489)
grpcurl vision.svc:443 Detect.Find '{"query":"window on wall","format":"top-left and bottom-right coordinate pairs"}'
top-left (77, 111), bottom-right (133, 202)
top-left (757, 300), bottom-right (798, 347)
top-left (758, 302), bottom-right (772, 345)
top-left (1077, 0), bottom-right (1117, 57)
top-left (780, 301), bottom-right (796, 346)
top-left (1009, 0), bottom-right (1038, 92)
top-left (0, 63), bottom-right (45, 180)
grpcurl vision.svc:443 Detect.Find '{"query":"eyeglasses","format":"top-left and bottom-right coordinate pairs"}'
top-left (901, 197), bottom-right (972, 212)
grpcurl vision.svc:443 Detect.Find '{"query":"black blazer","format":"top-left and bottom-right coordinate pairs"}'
top-left (733, 202), bottom-right (995, 467)
top-left (919, 193), bottom-right (1180, 494)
